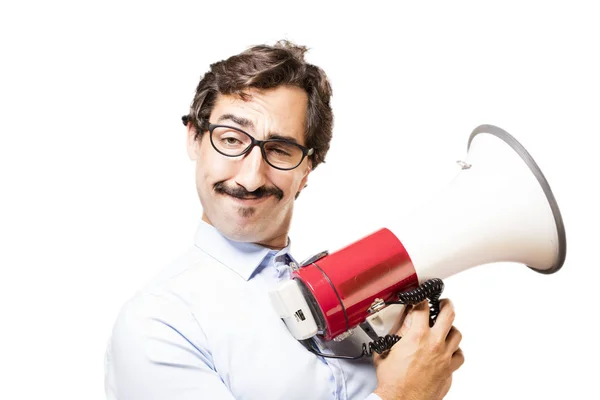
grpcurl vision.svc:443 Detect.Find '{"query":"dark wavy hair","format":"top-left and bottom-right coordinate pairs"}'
top-left (182, 40), bottom-right (333, 169)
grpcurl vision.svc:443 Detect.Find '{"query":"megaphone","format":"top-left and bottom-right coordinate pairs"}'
top-left (269, 124), bottom-right (567, 345)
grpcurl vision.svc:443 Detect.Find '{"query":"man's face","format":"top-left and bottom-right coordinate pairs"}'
top-left (187, 85), bottom-right (312, 249)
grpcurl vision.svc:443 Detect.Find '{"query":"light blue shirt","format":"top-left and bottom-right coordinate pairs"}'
top-left (105, 221), bottom-right (381, 400)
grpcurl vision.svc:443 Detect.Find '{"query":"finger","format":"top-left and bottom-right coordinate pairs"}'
top-left (450, 347), bottom-right (465, 372)
top-left (372, 352), bottom-right (382, 367)
top-left (432, 299), bottom-right (455, 337)
top-left (445, 326), bottom-right (462, 353)
top-left (396, 305), bottom-right (413, 336)
top-left (403, 300), bottom-right (431, 333)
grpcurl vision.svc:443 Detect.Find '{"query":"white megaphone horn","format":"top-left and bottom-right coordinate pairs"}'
top-left (270, 124), bottom-right (567, 345)
top-left (391, 123), bottom-right (566, 280)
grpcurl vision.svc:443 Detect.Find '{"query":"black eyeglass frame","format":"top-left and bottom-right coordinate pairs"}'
top-left (207, 123), bottom-right (314, 171)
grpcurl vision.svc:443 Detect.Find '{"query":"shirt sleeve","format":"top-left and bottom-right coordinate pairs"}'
top-left (105, 292), bottom-right (235, 400)
top-left (364, 394), bottom-right (383, 400)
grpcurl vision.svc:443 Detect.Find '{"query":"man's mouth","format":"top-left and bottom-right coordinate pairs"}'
top-left (226, 194), bottom-right (270, 204)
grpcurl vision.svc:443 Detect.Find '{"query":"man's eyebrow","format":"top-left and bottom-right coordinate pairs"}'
top-left (216, 114), bottom-right (254, 129)
top-left (267, 134), bottom-right (301, 145)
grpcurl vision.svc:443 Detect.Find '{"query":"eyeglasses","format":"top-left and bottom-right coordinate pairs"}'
top-left (207, 124), bottom-right (314, 171)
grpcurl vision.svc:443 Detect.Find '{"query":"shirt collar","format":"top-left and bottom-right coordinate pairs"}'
top-left (193, 220), bottom-right (293, 281)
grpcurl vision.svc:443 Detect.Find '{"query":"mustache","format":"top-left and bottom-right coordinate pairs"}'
top-left (214, 181), bottom-right (284, 201)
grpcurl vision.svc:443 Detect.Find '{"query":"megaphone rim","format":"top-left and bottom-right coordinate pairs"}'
top-left (467, 124), bottom-right (567, 274)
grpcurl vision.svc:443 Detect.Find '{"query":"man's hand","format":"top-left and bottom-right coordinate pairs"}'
top-left (372, 299), bottom-right (464, 400)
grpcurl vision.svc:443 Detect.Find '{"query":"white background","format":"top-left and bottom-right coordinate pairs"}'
top-left (1, 1), bottom-right (599, 399)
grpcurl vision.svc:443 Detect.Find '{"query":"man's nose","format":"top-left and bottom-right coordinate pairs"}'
top-left (234, 146), bottom-right (268, 193)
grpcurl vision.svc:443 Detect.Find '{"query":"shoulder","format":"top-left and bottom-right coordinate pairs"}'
top-left (108, 241), bottom-right (256, 360)
top-left (111, 244), bottom-right (244, 338)
top-left (106, 242), bottom-right (253, 396)
top-left (106, 277), bottom-right (217, 397)
top-left (108, 277), bottom-right (213, 372)
top-left (140, 245), bottom-right (243, 302)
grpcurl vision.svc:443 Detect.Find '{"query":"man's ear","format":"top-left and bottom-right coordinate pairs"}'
top-left (301, 159), bottom-right (312, 185)
top-left (296, 160), bottom-right (312, 199)
top-left (186, 123), bottom-right (200, 161)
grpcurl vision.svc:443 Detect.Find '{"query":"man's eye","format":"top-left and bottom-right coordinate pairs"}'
top-left (268, 147), bottom-right (292, 157)
top-left (223, 137), bottom-right (242, 145)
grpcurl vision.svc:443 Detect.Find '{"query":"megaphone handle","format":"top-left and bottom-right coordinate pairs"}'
top-left (301, 334), bottom-right (402, 360)
top-left (301, 278), bottom-right (445, 360)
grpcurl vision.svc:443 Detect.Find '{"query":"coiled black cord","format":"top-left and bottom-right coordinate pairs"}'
top-left (360, 334), bottom-right (402, 357)
top-left (302, 279), bottom-right (444, 360)
top-left (388, 278), bottom-right (445, 327)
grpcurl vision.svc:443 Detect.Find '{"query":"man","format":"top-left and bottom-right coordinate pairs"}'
top-left (105, 40), bottom-right (464, 400)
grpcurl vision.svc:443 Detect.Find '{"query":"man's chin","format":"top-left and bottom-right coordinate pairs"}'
top-left (220, 223), bottom-right (265, 243)
top-left (211, 212), bottom-right (267, 241)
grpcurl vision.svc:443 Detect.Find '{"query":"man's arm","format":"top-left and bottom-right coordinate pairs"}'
top-left (105, 293), bottom-right (235, 400)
